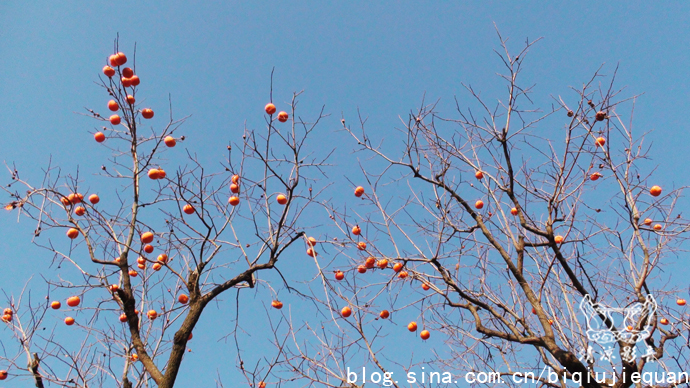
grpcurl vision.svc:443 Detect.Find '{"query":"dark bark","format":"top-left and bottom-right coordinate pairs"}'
top-left (29, 353), bottom-right (44, 388)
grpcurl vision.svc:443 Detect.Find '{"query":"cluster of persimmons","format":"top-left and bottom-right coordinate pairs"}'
top-left (0, 48), bottom-right (685, 384)
top-left (36, 56), bottom-right (297, 340)
top-left (55, 123), bottom-right (686, 347)
top-left (267, 135), bottom-right (682, 344)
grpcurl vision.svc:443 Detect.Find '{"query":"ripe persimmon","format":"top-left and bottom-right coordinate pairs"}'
top-left (231, 174), bottom-right (240, 184)
top-left (377, 259), bottom-right (388, 269)
top-left (595, 137), bottom-right (606, 146)
top-left (265, 103), bottom-right (276, 115)
top-left (307, 237), bottom-right (317, 246)
top-left (88, 194), bottom-right (100, 204)
top-left (271, 300), bottom-right (283, 309)
top-left (393, 263), bottom-right (403, 272)
top-left (103, 65), bottom-right (116, 77)
top-left (357, 265), bottom-right (367, 274)
top-left (277, 111), bottom-right (288, 122)
top-left (653, 224), bottom-right (662, 231)
top-left (357, 242), bottom-right (367, 251)
top-left (354, 186), bottom-right (365, 197)
top-left (141, 108), bottom-right (154, 119)
top-left (407, 321), bottom-right (417, 332)
top-left (119, 313), bottom-right (127, 323)
top-left (129, 270), bottom-right (138, 277)
top-left (475, 200), bottom-right (484, 209)
top-left (67, 228), bottom-right (79, 239)
top-left (422, 283), bottom-right (430, 291)
top-left (365, 257), bottom-right (376, 268)
top-left (276, 194), bottom-right (288, 205)
top-left (510, 207), bottom-right (518, 216)
top-left (137, 263), bottom-right (145, 269)
top-left (341, 306), bottom-right (352, 317)
top-left (141, 232), bottom-right (154, 244)
top-left (115, 52), bottom-right (127, 66)
top-left (643, 218), bottom-right (652, 226)
top-left (147, 310), bottom-right (158, 320)
top-left (660, 318), bottom-right (669, 325)
top-left (554, 235), bottom-right (564, 244)
top-left (178, 294), bottom-right (189, 304)
top-left (121, 77), bottom-right (132, 87)
top-left (51, 301), bottom-right (61, 309)
top-left (144, 244), bottom-right (154, 253)
top-left (157, 254), bottom-right (168, 263)
top-left (146, 168), bottom-right (160, 180)
top-left (64, 317), bottom-right (75, 326)
top-left (183, 204), bottom-right (194, 214)
top-left (152, 263), bottom-right (162, 271)
top-left (650, 185), bottom-right (662, 197)
top-left (109, 55), bottom-right (119, 67)
top-left (164, 136), bottom-right (176, 147)
top-left (94, 132), bottom-right (106, 143)
top-left (122, 67), bottom-right (134, 78)
top-left (109, 115), bottom-right (121, 125)
top-left (590, 172), bottom-right (602, 181)
top-left (74, 206), bottom-right (85, 216)
top-left (228, 196), bottom-right (240, 206)
top-left (157, 169), bottom-right (166, 179)
top-left (420, 330), bottom-right (430, 340)
top-left (67, 193), bottom-right (83, 204)
top-left (0, 370), bottom-right (7, 380)
top-left (306, 248), bottom-right (317, 257)
top-left (130, 75), bottom-right (140, 86)
top-left (1, 314), bottom-right (11, 323)
top-left (379, 310), bottom-right (390, 319)
top-left (126, 95), bottom-right (135, 104)
top-left (398, 271), bottom-right (408, 279)
top-left (108, 100), bottom-right (119, 111)
top-left (335, 270), bottom-right (344, 280)
top-left (677, 298), bottom-right (687, 306)
top-left (352, 225), bottom-right (361, 235)
top-left (475, 171), bottom-right (483, 179)
top-left (110, 284), bottom-right (119, 292)
top-left (67, 296), bottom-right (81, 307)
top-left (230, 183), bottom-right (240, 193)
top-left (595, 111), bottom-right (606, 121)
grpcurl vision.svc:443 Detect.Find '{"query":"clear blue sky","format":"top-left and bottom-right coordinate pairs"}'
top-left (1, 2), bottom-right (689, 387)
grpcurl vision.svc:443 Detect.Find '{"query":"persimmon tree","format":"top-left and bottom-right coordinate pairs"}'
top-left (4, 35), bottom-right (690, 388)
top-left (1, 41), bottom-right (326, 388)
top-left (274, 36), bottom-right (690, 388)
